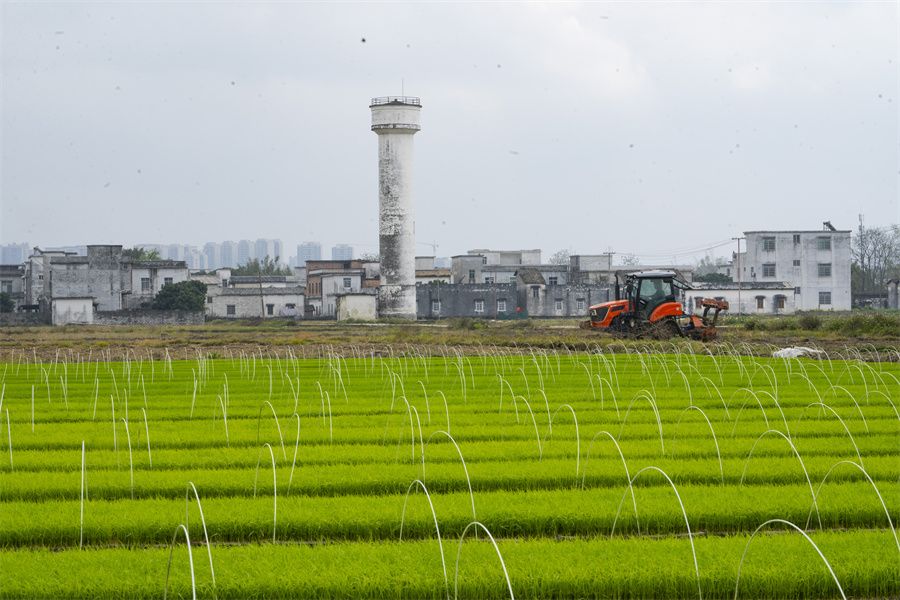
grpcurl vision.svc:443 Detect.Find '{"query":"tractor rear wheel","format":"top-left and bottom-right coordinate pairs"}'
top-left (648, 318), bottom-right (682, 339)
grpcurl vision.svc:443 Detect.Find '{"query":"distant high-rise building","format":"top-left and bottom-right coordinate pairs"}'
top-left (254, 239), bottom-right (270, 263)
top-left (1, 243), bottom-right (31, 264)
top-left (166, 244), bottom-right (182, 261)
top-left (221, 241), bottom-right (237, 268)
top-left (272, 239), bottom-right (284, 264)
top-left (237, 240), bottom-right (252, 266)
top-left (298, 242), bottom-right (322, 266)
top-left (203, 242), bottom-right (220, 270)
top-left (331, 244), bottom-right (353, 261)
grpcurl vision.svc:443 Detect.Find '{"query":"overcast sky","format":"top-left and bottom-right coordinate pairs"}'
top-left (1, 1), bottom-right (898, 263)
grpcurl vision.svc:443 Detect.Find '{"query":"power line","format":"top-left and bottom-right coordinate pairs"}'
top-left (616, 239), bottom-right (734, 259)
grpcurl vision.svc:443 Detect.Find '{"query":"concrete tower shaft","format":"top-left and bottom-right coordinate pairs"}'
top-left (370, 96), bottom-right (421, 320)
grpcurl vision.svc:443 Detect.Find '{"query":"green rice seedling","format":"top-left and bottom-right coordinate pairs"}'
top-left (287, 413), bottom-right (301, 493)
top-left (79, 440), bottom-right (85, 549)
top-left (185, 482), bottom-right (216, 591)
top-left (545, 404), bottom-right (580, 479)
top-left (418, 381), bottom-right (431, 424)
top-left (163, 524), bottom-right (196, 600)
top-left (454, 521), bottom-right (514, 600)
top-left (515, 395), bottom-right (542, 460)
top-left (537, 389), bottom-right (552, 433)
top-left (213, 395), bottom-right (229, 447)
top-left (611, 466), bottom-right (702, 600)
top-left (807, 460), bottom-right (899, 554)
top-left (596, 375), bottom-right (620, 417)
top-left (141, 408), bottom-right (152, 468)
top-left (425, 430), bottom-right (476, 523)
top-left (619, 390), bottom-right (664, 454)
top-left (734, 519), bottom-right (845, 600)
top-left (122, 418), bottom-right (134, 499)
top-left (399, 479), bottom-right (449, 598)
top-left (436, 390), bottom-right (451, 434)
top-left (798, 403), bottom-right (864, 467)
top-left (255, 401), bottom-right (286, 460)
top-left (741, 429), bottom-right (821, 528)
top-left (5, 408), bottom-right (12, 470)
top-left (729, 389), bottom-right (771, 436)
top-left (189, 378), bottom-right (198, 419)
top-left (672, 406), bottom-right (723, 484)
top-left (498, 377), bottom-right (519, 424)
top-left (253, 443), bottom-right (277, 542)
top-left (867, 389), bottom-right (900, 421)
top-left (825, 385), bottom-right (870, 433)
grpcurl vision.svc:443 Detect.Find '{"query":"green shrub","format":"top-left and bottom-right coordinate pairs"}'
top-left (797, 314), bottom-right (822, 330)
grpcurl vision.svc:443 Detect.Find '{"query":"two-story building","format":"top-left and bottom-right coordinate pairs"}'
top-left (737, 222), bottom-right (851, 311)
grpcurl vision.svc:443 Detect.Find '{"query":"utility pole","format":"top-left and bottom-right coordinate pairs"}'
top-left (732, 237), bottom-right (745, 314)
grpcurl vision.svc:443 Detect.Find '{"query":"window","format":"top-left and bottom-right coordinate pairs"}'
top-left (266, 304), bottom-right (274, 315)
top-left (431, 299), bottom-right (441, 314)
top-left (163, 277), bottom-right (173, 286)
top-left (226, 304), bottom-right (236, 316)
top-left (548, 276), bottom-right (558, 285)
top-left (481, 256), bottom-right (487, 265)
top-left (285, 303), bottom-right (296, 309)
top-left (484, 276), bottom-right (494, 284)
top-left (532, 286), bottom-right (540, 299)
top-left (509, 276), bottom-right (516, 283)
top-left (792, 259), bottom-right (800, 267)
top-left (576, 298), bottom-right (585, 311)
top-left (794, 287), bottom-right (801, 295)
top-left (343, 277), bottom-right (351, 288)
top-left (474, 299), bottom-right (484, 314)
top-left (818, 263), bottom-right (832, 277)
top-left (497, 299), bottom-right (507, 312)
top-left (775, 295), bottom-right (786, 310)
top-left (554, 299), bottom-right (564, 312)
top-left (763, 237), bottom-right (776, 251)
top-left (0, 281), bottom-right (11, 294)
top-left (468, 269), bottom-right (475, 283)
top-left (762, 263), bottom-right (775, 278)
top-left (819, 291), bottom-right (832, 305)
top-left (206, 296), bottom-right (213, 304)
top-left (793, 234), bottom-right (801, 244)
top-left (694, 297), bottom-right (703, 309)
top-left (817, 236), bottom-right (831, 251)
top-left (756, 296), bottom-right (765, 310)
top-left (141, 277), bottom-right (150, 293)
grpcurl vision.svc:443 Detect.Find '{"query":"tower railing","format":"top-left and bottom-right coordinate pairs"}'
top-left (370, 96), bottom-right (421, 107)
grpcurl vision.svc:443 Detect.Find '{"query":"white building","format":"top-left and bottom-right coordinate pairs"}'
top-left (128, 261), bottom-right (190, 308)
top-left (210, 287), bottom-right (305, 319)
top-left (738, 223), bottom-right (851, 311)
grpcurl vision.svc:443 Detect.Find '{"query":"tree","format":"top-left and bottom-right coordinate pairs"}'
top-left (694, 272), bottom-right (732, 284)
top-left (151, 280), bottom-right (207, 311)
top-left (852, 222), bottom-right (900, 294)
top-left (695, 254), bottom-right (729, 276)
top-left (232, 256), bottom-right (292, 276)
top-left (618, 253), bottom-right (640, 266)
top-left (123, 247), bottom-right (161, 261)
top-left (0, 292), bottom-right (14, 313)
top-left (548, 249), bottom-right (570, 265)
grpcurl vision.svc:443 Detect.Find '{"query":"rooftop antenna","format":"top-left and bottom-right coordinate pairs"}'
top-left (401, 78), bottom-right (404, 96)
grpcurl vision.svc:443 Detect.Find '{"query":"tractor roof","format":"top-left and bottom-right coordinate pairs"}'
top-left (629, 270), bottom-right (678, 278)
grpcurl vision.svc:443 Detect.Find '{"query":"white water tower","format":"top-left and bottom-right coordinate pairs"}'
top-left (370, 96), bottom-right (421, 320)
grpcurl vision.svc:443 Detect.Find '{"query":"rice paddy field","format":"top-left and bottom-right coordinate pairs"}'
top-left (0, 343), bottom-right (898, 598)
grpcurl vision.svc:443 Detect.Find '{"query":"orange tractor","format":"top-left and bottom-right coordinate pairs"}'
top-left (583, 270), bottom-right (728, 340)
